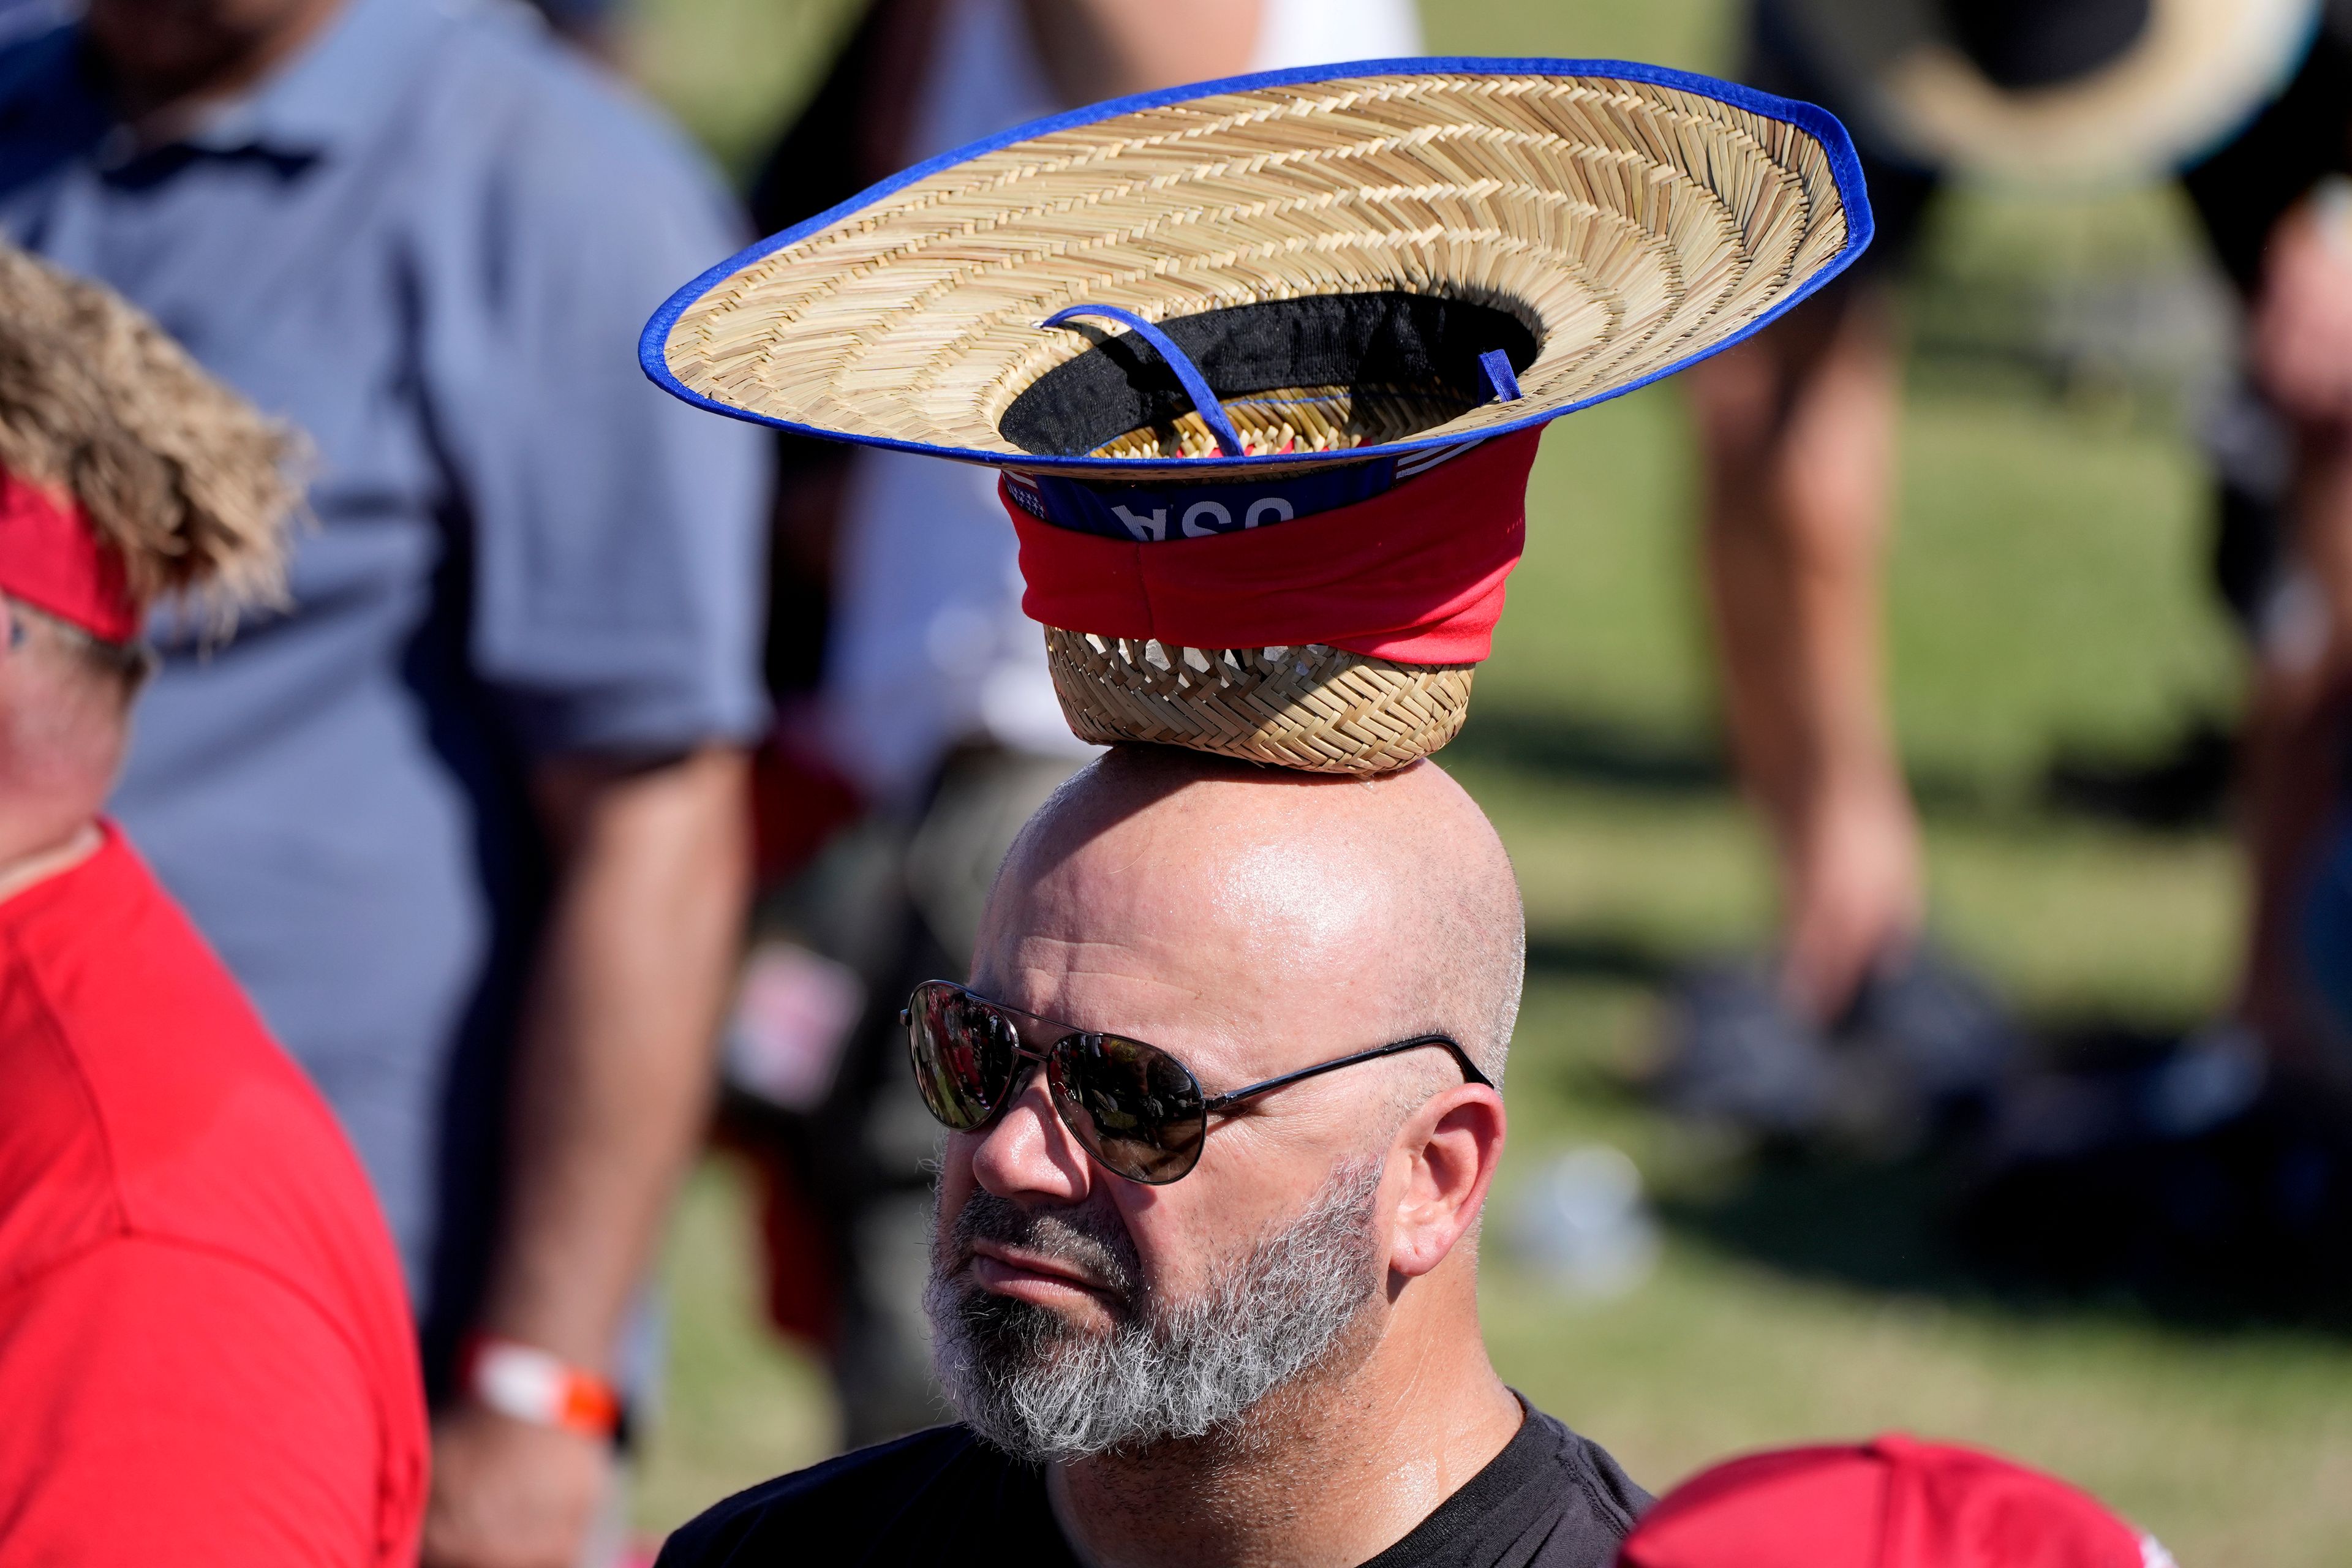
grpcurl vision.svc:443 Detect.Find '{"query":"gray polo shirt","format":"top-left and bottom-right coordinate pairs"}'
top-left (0, 0), bottom-right (770, 1359)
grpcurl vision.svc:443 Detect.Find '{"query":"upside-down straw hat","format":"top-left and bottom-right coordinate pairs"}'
top-left (644, 58), bottom-right (1872, 772)
top-left (1773, 0), bottom-right (2321, 187)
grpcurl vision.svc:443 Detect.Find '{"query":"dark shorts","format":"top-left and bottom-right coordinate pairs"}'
top-left (1743, 0), bottom-right (2352, 628)
top-left (1747, 0), bottom-right (2352, 281)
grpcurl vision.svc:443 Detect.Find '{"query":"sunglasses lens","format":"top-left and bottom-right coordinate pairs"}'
top-left (1050, 1032), bottom-right (1208, 1184)
top-left (907, 983), bottom-right (1021, 1131)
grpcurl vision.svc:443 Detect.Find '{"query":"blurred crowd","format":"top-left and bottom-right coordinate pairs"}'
top-left (1660, 0), bottom-right (2352, 1308)
top-left (0, 0), bottom-right (2346, 1563)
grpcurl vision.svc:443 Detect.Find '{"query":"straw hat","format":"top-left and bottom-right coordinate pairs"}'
top-left (645, 58), bottom-right (1870, 771)
top-left (1773, 0), bottom-right (2320, 187)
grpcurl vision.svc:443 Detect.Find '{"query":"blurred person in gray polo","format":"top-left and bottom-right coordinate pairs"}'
top-left (0, 0), bottom-right (771, 1562)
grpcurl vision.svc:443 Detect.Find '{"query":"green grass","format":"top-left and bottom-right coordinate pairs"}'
top-left (627, 2), bottom-right (2352, 1559)
top-left (635, 1157), bottom-right (839, 1531)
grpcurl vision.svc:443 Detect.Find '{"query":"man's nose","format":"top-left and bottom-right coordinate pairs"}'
top-left (965, 1063), bottom-right (1093, 1202)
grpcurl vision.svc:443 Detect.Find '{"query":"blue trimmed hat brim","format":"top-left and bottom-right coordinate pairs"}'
top-left (641, 57), bottom-right (1875, 478)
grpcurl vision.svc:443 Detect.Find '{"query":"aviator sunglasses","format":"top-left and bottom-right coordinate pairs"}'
top-left (903, 979), bottom-right (1493, 1185)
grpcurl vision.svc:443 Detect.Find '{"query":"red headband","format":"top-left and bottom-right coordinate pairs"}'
top-left (1618, 1434), bottom-right (2158, 1568)
top-left (0, 469), bottom-right (139, 644)
top-left (1003, 426), bottom-right (1542, 665)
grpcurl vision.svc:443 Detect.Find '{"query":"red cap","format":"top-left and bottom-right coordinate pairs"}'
top-left (1619, 1435), bottom-right (2168, 1568)
top-left (0, 467), bottom-right (139, 644)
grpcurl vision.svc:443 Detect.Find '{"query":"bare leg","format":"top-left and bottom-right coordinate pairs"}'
top-left (2239, 421), bottom-right (2352, 1088)
top-left (2234, 195), bottom-right (2352, 1090)
top-left (1687, 284), bottom-right (1919, 1023)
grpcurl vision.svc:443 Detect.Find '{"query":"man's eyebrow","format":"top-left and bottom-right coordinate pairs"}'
top-left (985, 950), bottom-right (1247, 1052)
top-left (996, 938), bottom-right (1205, 1000)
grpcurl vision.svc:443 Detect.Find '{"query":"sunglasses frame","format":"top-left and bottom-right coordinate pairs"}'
top-left (902, 979), bottom-right (1494, 1185)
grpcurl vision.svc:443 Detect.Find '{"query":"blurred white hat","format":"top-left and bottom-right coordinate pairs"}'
top-left (1778, 0), bottom-right (2322, 186)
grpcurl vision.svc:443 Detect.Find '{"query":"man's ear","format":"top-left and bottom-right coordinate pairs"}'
top-left (1386, 1084), bottom-right (1506, 1281)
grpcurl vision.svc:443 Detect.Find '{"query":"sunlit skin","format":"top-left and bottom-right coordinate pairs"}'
top-left (2235, 192), bottom-right (2352, 1077)
top-left (1687, 284), bottom-right (1915, 1025)
top-left (938, 749), bottom-right (1528, 1568)
top-left (0, 600), bottom-right (126, 898)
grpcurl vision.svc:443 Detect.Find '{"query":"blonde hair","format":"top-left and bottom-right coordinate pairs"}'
top-left (0, 243), bottom-right (300, 628)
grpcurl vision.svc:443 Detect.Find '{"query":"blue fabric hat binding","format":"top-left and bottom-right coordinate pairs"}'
top-left (640, 56), bottom-right (1877, 477)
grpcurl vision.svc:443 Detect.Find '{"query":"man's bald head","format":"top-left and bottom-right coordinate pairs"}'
top-left (981, 744), bottom-right (1525, 1084)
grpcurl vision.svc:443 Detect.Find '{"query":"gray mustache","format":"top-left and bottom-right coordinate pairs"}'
top-left (927, 1156), bottom-right (1389, 1461)
top-left (945, 1189), bottom-right (1144, 1304)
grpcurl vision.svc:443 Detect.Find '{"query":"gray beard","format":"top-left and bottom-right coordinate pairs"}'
top-left (925, 1158), bottom-right (1387, 1463)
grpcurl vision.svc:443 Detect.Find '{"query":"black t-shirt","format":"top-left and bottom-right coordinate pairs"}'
top-left (655, 1398), bottom-right (1650, 1568)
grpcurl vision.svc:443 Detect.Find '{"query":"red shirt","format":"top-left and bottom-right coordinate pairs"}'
top-left (0, 825), bottom-right (428, 1565)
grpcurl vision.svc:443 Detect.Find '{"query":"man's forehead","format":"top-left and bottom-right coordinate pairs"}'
top-left (993, 809), bottom-right (1385, 969)
top-left (979, 924), bottom-right (1287, 1066)
top-left (977, 834), bottom-right (1406, 1080)
top-left (969, 750), bottom-right (1514, 1069)
top-left (1012, 786), bottom-right (1387, 935)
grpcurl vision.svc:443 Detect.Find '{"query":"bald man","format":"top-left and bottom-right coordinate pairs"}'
top-left (658, 747), bottom-right (1649, 1568)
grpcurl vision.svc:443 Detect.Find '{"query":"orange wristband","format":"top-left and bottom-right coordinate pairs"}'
top-left (460, 1335), bottom-right (622, 1440)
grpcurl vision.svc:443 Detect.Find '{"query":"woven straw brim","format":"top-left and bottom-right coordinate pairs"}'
top-left (661, 69), bottom-right (1853, 474)
top-left (1044, 629), bottom-right (1474, 773)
